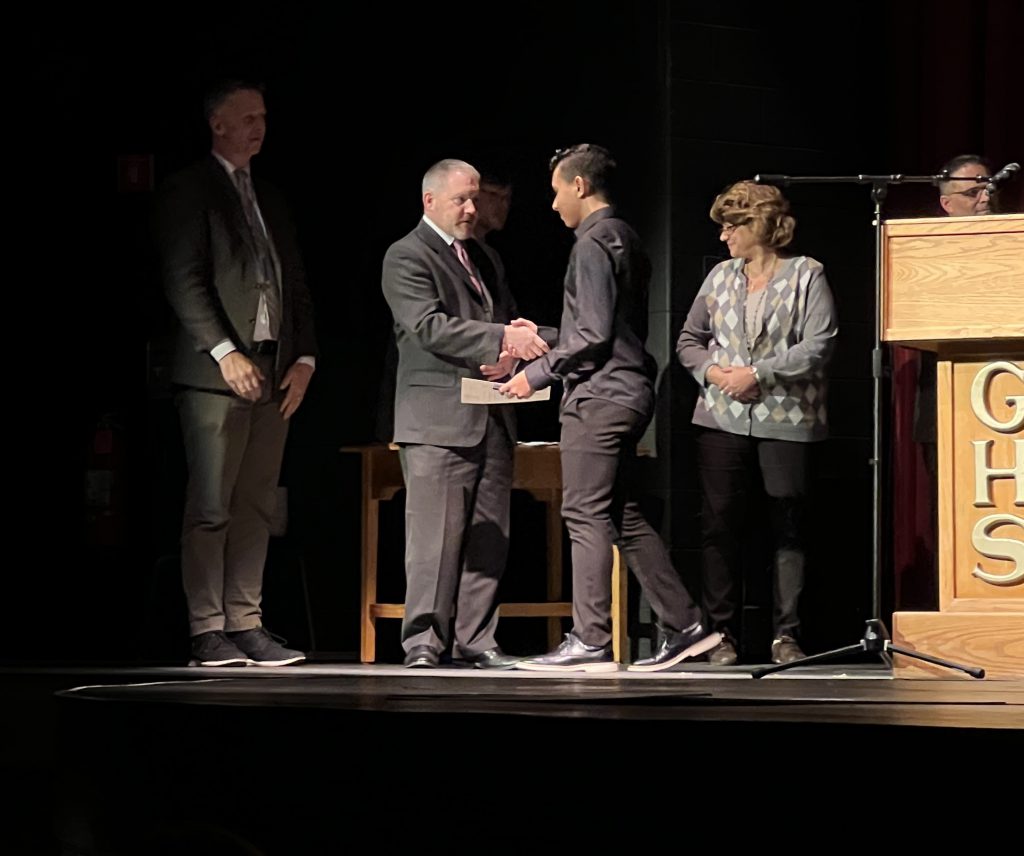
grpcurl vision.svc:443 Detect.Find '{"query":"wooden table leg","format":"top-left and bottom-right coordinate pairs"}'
top-left (545, 489), bottom-right (563, 649)
top-left (611, 545), bottom-right (628, 663)
top-left (360, 457), bottom-right (379, 663)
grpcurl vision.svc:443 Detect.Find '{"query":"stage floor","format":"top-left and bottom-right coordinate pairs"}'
top-left (5, 662), bottom-right (1020, 853)
top-left (50, 661), bottom-right (1024, 728)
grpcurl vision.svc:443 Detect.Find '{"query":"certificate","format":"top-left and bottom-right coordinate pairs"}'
top-left (460, 377), bottom-right (551, 405)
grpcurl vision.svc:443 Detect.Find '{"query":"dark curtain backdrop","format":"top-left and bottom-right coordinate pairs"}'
top-left (884, 0), bottom-right (1023, 609)
top-left (9, 0), bottom-right (1021, 661)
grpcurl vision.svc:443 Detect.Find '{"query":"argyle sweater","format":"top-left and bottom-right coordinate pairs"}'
top-left (676, 255), bottom-right (837, 442)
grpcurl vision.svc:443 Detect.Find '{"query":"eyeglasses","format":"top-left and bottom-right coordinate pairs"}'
top-left (945, 184), bottom-right (989, 199)
top-left (719, 222), bottom-right (746, 235)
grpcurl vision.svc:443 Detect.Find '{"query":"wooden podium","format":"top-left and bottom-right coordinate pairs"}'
top-left (882, 213), bottom-right (1024, 678)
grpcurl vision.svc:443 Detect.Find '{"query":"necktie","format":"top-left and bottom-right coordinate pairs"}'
top-left (234, 168), bottom-right (282, 340)
top-left (452, 239), bottom-right (484, 296)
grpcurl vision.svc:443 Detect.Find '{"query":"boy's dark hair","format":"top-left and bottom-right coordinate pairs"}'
top-left (550, 143), bottom-right (617, 200)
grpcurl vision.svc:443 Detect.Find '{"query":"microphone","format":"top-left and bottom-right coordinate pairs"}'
top-left (989, 162), bottom-right (1020, 184)
top-left (985, 162), bottom-right (1019, 196)
top-left (754, 174), bottom-right (790, 185)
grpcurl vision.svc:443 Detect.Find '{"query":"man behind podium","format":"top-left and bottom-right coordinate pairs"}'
top-left (910, 154), bottom-right (996, 609)
top-left (156, 80), bottom-right (317, 667)
top-left (381, 159), bottom-right (550, 669)
top-left (917, 154), bottom-right (997, 452)
top-left (937, 154), bottom-right (993, 217)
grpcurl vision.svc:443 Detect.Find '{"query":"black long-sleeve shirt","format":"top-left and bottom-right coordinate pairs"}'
top-left (525, 207), bottom-right (657, 416)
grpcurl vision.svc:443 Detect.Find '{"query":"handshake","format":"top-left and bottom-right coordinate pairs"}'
top-left (502, 317), bottom-right (549, 360)
top-left (480, 318), bottom-right (549, 382)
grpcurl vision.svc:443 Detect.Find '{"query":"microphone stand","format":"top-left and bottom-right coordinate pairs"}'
top-left (747, 172), bottom-right (985, 680)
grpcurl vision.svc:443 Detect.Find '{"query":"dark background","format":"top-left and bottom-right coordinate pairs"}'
top-left (12, 0), bottom-right (1021, 665)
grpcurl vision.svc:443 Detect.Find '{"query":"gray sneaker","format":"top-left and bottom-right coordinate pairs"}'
top-left (189, 630), bottom-right (249, 667)
top-left (227, 627), bottom-right (305, 666)
top-left (515, 633), bottom-right (618, 673)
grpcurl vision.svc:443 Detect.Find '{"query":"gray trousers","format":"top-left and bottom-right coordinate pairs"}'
top-left (176, 371), bottom-right (288, 637)
top-left (398, 411), bottom-right (512, 656)
top-left (560, 397), bottom-right (702, 648)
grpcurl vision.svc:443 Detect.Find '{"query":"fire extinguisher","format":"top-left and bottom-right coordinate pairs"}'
top-left (85, 413), bottom-right (123, 545)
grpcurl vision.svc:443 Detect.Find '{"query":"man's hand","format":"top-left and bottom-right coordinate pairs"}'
top-left (279, 362), bottom-right (314, 419)
top-left (508, 317), bottom-right (538, 333)
top-left (220, 352), bottom-right (265, 401)
top-left (498, 370), bottom-right (534, 400)
top-left (503, 320), bottom-right (549, 360)
top-left (481, 351), bottom-right (517, 381)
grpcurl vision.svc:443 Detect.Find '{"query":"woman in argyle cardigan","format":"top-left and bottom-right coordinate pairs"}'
top-left (677, 181), bottom-right (838, 667)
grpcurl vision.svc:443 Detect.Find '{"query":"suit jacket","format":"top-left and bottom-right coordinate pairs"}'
top-left (524, 207), bottom-right (657, 417)
top-left (155, 155), bottom-right (317, 391)
top-left (382, 220), bottom-right (517, 447)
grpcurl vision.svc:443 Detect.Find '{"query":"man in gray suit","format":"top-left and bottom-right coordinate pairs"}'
top-left (502, 144), bottom-right (718, 672)
top-left (156, 80), bottom-right (316, 667)
top-left (382, 159), bottom-right (550, 669)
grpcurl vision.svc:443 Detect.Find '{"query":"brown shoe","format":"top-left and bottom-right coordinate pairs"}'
top-left (707, 636), bottom-right (738, 667)
top-left (771, 635), bottom-right (806, 665)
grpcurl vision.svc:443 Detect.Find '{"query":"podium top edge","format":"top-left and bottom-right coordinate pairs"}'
top-left (883, 213), bottom-right (1024, 225)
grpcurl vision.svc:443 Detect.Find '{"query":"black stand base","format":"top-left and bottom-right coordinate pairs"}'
top-left (750, 619), bottom-right (985, 679)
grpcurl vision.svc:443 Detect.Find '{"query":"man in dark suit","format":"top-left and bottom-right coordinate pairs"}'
top-left (502, 144), bottom-right (718, 672)
top-left (916, 155), bottom-right (995, 452)
top-left (156, 80), bottom-right (317, 667)
top-left (474, 170), bottom-right (513, 245)
top-left (381, 159), bottom-right (550, 669)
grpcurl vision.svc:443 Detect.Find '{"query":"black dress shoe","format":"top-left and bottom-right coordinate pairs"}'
top-left (515, 633), bottom-right (618, 672)
top-left (403, 645), bottom-right (439, 668)
top-left (461, 648), bottom-right (520, 670)
top-left (628, 623), bottom-right (722, 672)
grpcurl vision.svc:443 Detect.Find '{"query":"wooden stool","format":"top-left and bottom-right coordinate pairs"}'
top-left (341, 443), bottom-right (629, 664)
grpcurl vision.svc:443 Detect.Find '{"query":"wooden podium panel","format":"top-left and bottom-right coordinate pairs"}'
top-left (940, 359), bottom-right (1023, 610)
top-left (883, 214), bottom-right (1024, 346)
top-left (883, 214), bottom-right (1024, 678)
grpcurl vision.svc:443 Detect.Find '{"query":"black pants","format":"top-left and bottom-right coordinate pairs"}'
top-left (696, 428), bottom-right (811, 641)
top-left (560, 398), bottom-right (702, 648)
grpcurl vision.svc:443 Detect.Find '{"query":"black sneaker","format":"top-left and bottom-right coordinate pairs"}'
top-left (189, 630), bottom-right (249, 667)
top-left (227, 627), bottom-right (305, 667)
top-left (515, 633), bottom-right (618, 673)
top-left (628, 623), bottom-right (722, 672)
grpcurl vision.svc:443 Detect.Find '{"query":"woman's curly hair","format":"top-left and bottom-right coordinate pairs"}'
top-left (710, 180), bottom-right (796, 249)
